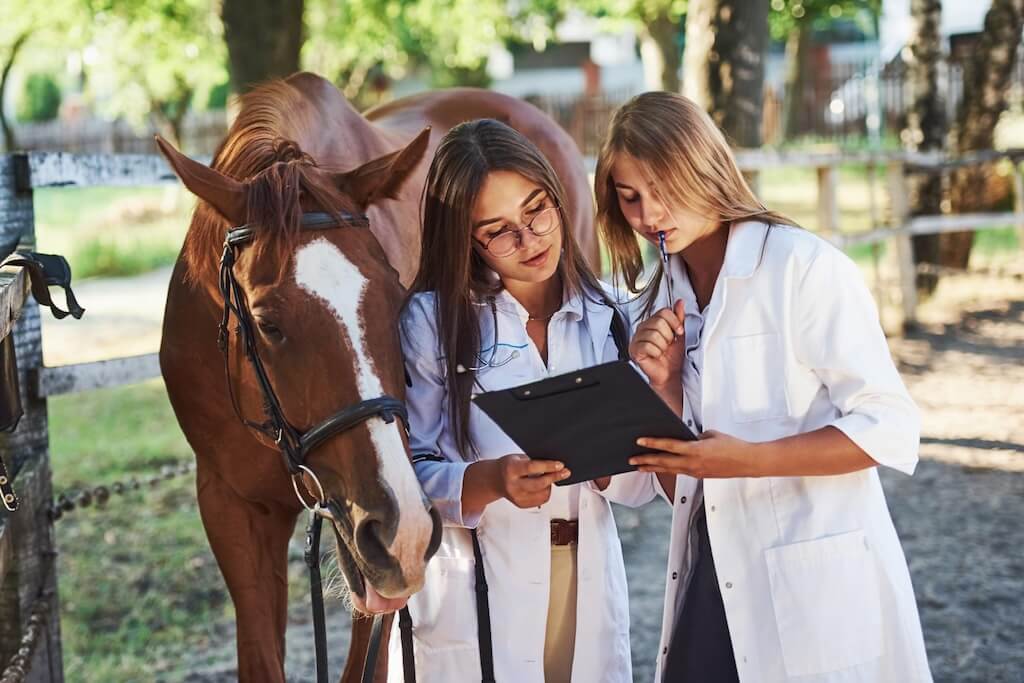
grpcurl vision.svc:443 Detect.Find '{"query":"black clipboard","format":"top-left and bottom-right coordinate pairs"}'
top-left (473, 360), bottom-right (697, 485)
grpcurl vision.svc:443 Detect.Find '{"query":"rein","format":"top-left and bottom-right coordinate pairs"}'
top-left (217, 210), bottom-right (405, 683)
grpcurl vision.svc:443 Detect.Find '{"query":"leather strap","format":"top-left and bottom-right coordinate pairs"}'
top-left (472, 529), bottom-right (496, 683)
top-left (305, 513), bottom-right (330, 682)
top-left (610, 308), bottom-right (629, 361)
top-left (307, 508), bottom-right (388, 683)
top-left (399, 606), bottom-right (416, 683)
top-left (0, 251), bottom-right (85, 320)
top-left (362, 614), bottom-right (385, 683)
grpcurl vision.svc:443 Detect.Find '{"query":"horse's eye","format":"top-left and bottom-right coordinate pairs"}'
top-left (256, 319), bottom-right (284, 342)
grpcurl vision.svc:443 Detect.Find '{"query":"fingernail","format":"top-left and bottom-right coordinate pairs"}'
top-left (636, 438), bottom-right (647, 447)
top-left (554, 462), bottom-right (564, 470)
top-left (561, 470), bottom-right (571, 478)
top-left (628, 458), bottom-right (638, 465)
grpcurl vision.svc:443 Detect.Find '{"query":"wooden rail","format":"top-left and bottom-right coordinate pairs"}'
top-left (588, 147), bottom-right (1024, 329)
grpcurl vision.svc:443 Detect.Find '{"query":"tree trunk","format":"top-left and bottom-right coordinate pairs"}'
top-left (782, 21), bottom-right (811, 141)
top-left (945, 0), bottom-right (1024, 269)
top-left (903, 0), bottom-right (945, 294)
top-left (222, 0), bottom-right (304, 94)
top-left (683, 0), bottom-right (768, 147)
top-left (639, 11), bottom-right (682, 93)
top-left (0, 32), bottom-right (31, 152)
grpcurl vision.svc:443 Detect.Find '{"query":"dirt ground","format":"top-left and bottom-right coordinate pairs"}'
top-left (43, 264), bottom-right (1024, 682)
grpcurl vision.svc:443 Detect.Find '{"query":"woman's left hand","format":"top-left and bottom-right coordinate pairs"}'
top-left (629, 430), bottom-right (764, 479)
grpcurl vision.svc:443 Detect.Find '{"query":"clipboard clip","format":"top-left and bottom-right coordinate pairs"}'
top-left (512, 374), bottom-right (598, 400)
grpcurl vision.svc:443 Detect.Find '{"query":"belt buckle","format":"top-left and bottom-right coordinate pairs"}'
top-left (550, 519), bottom-right (577, 546)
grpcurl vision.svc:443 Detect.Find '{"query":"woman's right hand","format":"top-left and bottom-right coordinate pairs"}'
top-left (629, 300), bottom-right (686, 388)
top-left (493, 454), bottom-right (570, 508)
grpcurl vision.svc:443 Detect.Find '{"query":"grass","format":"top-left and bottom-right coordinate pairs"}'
top-left (33, 186), bottom-right (192, 279)
top-left (49, 380), bottom-right (230, 681)
top-left (48, 380), bottom-right (324, 681)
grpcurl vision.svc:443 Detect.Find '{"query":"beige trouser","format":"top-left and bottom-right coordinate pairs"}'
top-left (543, 543), bottom-right (578, 683)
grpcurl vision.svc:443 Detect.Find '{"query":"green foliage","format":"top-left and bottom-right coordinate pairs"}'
top-left (768, 0), bottom-right (881, 43)
top-left (305, 0), bottom-right (516, 97)
top-left (206, 79), bottom-right (230, 109)
top-left (85, 0), bottom-right (227, 134)
top-left (16, 71), bottom-right (61, 122)
top-left (580, 0), bottom-right (686, 25)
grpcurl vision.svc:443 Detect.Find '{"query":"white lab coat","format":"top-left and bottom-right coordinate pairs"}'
top-left (390, 284), bottom-right (650, 683)
top-left (636, 222), bottom-right (932, 682)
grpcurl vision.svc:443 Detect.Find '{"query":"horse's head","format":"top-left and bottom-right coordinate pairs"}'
top-left (156, 127), bottom-right (441, 613)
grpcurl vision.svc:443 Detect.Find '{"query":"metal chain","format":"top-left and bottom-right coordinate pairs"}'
top-left (0, 589), bottom-right (51, 683)
top-left (48, 460), bottom-right (195, 522)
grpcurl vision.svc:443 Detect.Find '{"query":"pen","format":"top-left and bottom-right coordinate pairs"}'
top-left (658, 230), bottom-right (676, 311)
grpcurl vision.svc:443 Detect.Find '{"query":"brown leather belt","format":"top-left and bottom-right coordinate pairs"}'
top-left (550, 519), bottom-right (579, 545)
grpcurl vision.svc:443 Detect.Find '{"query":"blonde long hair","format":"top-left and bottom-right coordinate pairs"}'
top-left (594, 91), bottom-right (796, 316)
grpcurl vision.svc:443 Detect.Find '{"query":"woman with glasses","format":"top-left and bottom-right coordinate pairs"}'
top-left (390, 119), bottom-right (652, 683)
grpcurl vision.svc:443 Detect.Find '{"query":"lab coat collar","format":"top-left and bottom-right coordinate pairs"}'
top-left (721, 220), bottom-right (772, 280)
top-left (478, 286), bottom-right (586, 323)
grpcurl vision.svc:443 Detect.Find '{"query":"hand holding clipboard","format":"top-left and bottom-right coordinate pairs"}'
top-left (473, 361), bottom-right (697, 485)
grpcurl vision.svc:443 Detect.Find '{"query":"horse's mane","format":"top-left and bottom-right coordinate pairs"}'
top-left (182, 79), bottom-right (360, 288)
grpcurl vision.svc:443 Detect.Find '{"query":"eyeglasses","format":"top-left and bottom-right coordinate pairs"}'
top-left (479, 206), bottom-right (561, 258)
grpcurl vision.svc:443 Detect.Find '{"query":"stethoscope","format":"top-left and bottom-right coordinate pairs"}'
top-left (455, 296), bottom-right (529, 374)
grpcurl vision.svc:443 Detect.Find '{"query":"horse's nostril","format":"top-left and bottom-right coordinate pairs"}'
top-left (354, 518), bottom-right (392, 566)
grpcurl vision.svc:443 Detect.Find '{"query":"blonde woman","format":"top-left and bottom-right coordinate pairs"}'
top-left (595, 92), bottom-right (932, 682)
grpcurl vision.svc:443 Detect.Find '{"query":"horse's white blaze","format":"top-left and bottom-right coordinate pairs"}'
top-left (294, 238), bottom-right (431, 581)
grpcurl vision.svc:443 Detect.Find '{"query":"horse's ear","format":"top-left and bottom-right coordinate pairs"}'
top-left (154, 135), bottom-right (247, 225)
top-left (336, 127), bottom-right (431, 209)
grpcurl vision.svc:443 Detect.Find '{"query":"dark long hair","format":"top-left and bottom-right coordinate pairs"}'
top-left (409, 118), bottom-right (608, 459)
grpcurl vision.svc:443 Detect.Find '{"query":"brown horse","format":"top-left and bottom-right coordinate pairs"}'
top-left (156, 71), bottom-right (596, 682)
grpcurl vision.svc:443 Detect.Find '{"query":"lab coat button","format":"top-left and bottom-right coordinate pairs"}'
top-left (662, 647), bottom-right (668, 655)
top-left (680, 496), bottom-right (687, 504)
top-left (686, 419), bottom-right (694, 427)
top-left (710, 505), bottom-right (716, 512)
top-left (725, 581), bottom-right (733, 589)
top-left (671, 571), bottom-right (678, 580)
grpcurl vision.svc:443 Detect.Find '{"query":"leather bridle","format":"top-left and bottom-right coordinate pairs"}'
top-left (218, 211), bottom-right (409, 495)
top-left (217, 210), bottom-right (410, 683)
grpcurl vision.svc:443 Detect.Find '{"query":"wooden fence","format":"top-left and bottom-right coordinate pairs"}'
top-left (0, 146), bottom-right (1022, 680)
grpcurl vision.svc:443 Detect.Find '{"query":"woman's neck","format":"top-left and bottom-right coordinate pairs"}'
top-left (680, 222), bottom-right (729, 309)
top-left (502, 272), bottom-right (563, 320)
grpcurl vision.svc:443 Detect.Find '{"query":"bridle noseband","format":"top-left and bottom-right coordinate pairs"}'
top-left (217, 210), bottom-right (409, 506)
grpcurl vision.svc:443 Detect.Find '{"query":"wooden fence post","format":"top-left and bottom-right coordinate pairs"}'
top-left (865, 161), bottom-right (886, 312)
top-left (1012, 161), bottom-right (1024, 254)
top-left (0, 154), bottom-right (64, 682)
top-left (886, 160), bottom-right (917, 331)
top-left (816, 163), bottom-right (839, 239)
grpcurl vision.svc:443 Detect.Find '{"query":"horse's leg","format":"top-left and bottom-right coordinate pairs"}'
top-left (341, 611), bottom-right (394, 683)
top-left (196, 464), bottom-right (297, 683)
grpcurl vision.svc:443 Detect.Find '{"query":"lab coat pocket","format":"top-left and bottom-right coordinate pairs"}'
top-left (409, 556), bottom-right (478, 651)
top-left (727, 333), bottom-right (790, 422)
top-left (764, 529), bottom-right (884, 677)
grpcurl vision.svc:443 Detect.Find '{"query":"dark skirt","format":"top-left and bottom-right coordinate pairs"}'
top-left (662, 504), bottom-right (740, 682)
